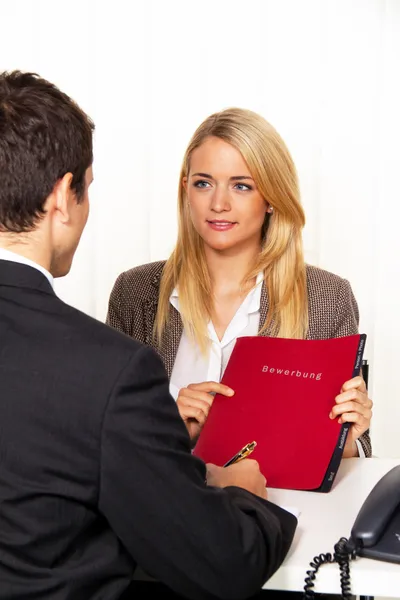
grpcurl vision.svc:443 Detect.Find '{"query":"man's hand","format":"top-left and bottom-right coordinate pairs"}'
top-left (206, 459), bottom-right (268, 500)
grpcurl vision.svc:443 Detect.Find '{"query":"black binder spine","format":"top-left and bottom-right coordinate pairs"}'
top-left (316, 333), bottom-right (367, 493)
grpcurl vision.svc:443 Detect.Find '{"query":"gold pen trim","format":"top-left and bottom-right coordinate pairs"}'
top-left (223, 441), bottom-right (257, 467)
top-left (238, 441), bottom-right (257, 460)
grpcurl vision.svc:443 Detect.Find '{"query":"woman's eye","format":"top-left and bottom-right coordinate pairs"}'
top-left (193, 180), bottom-right (211, 189)
top-left (234, 183), bottom-right (252, 191)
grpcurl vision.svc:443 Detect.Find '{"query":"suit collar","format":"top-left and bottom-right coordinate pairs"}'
top-left (0, 260), bottom-right (55, 295)
top-left (0, 247), bottom-right (53, 287)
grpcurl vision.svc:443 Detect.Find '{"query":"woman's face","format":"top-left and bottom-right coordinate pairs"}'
top-left (183, 136), bottom-right (268, 255)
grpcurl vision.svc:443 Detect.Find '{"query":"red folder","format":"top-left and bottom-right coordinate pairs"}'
top-left (193, 334), bottom-right (366, 492)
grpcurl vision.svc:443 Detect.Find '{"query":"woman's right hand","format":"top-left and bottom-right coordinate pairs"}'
top-left (176, 381), bottom-right (234, 443)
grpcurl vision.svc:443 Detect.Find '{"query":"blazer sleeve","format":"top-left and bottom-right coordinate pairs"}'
top-left (333, 279), bottom-right (372, 458)
top-left (98, 345), bottom-right (297, 600)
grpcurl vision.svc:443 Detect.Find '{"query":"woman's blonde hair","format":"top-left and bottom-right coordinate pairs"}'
top-left (155, 107), bottom-right (308, 350)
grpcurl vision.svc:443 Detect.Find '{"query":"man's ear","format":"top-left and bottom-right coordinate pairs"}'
top-left (52, 173), bottom-right (74, 223)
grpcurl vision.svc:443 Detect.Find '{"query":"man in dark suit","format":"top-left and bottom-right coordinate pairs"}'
top-left (0, 70), bottom-right (297, 600)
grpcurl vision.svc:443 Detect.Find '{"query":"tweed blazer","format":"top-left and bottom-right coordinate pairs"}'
top-left (106, 260), bottom-right (371, 457)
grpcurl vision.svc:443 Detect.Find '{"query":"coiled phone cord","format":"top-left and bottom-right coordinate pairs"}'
top-left (303, 536), bottom-right (358, 599)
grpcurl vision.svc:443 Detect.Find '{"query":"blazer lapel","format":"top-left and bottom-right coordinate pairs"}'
top-left (259, 280), bottom-right (275, 337)
top-left (160, 305), bottom-right (183, 378)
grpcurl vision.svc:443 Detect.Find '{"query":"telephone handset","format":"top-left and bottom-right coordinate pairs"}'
top-left (303, 465), bottom-right (400, 598)
top-left (350, 464), bottom-right (400, 562)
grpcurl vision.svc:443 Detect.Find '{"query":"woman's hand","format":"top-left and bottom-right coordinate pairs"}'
top-left (329, 375), bottom-right (373, 457)
top-left (176, 381), bottom-right (234, 443)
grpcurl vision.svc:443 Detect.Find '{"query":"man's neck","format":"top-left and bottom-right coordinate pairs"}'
top-left (0, 233), bottom-right (51, 273)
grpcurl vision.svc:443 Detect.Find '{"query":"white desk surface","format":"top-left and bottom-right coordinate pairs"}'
top-left (264, 457), bottom-right (400, 597)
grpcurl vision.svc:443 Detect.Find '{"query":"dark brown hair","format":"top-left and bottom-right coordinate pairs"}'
top-left (0, 70), bottom-right (94, 232)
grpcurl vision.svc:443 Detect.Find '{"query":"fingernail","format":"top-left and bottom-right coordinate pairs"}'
top-left (329, 412), bottom-right (333, 419)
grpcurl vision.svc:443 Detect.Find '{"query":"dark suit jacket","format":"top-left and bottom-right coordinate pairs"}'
top-left (106, 261), bottom-right (371, 457)
top-left (0, 260), bottom-right (297, 600)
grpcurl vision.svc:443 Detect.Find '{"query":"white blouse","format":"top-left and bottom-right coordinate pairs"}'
top-left (169, 272), bottom-right (264, 400)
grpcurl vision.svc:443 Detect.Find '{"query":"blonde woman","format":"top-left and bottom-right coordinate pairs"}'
top-left (107, 108), bottom-right (372, 458)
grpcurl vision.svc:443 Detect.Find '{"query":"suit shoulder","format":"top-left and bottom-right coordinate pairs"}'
top-left (305, 264), bottom-right (359, 338)
top-left (60, 298), bottom-right (147, 355)
top-left (305, 264), bottom-right (353, 297)
top-left (112, 260), bottom-right (166, 302)
top-left (54, 299), bottom-right (167, 409)
top-left (123, 260), bottom-right (166, 281)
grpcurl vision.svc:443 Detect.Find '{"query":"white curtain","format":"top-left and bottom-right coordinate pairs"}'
top-left (1, 0), bottom-right (399, 458)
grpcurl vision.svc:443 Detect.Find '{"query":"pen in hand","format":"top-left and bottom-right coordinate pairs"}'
top-left (223, 441), bottom-right (257, 467)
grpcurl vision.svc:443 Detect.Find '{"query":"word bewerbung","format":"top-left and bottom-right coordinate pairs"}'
top-left (262, 366), bottom-right (322, 380)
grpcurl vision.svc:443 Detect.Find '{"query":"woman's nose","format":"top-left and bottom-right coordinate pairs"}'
top-left (210, 185), bottom-right (231, 212)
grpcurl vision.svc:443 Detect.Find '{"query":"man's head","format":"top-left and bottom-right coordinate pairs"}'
top-left (0, 70), bottom-right (94, 276)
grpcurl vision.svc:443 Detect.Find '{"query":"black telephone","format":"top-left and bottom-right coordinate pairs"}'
top-left (350, 464), bottom-right (400, 563)
top-left (303, 464), bottom-right (400, 599)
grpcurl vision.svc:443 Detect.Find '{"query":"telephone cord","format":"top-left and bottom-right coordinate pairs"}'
top-left (303, 536), bottom-right (358, 599)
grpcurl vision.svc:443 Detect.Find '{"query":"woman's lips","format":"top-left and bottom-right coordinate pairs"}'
top-left (207, 220), bottom-right (237, 231)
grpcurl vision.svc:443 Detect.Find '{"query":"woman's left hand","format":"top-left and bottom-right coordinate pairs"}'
top-left (329, 375), bottom-right (373, 457)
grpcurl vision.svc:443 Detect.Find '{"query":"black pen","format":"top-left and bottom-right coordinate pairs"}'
top-left (223, 441), bottom-right (257, 467)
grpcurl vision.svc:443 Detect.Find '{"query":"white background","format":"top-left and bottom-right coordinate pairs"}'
top-left (1, 0), bottom-right (399, 462)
